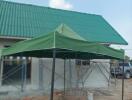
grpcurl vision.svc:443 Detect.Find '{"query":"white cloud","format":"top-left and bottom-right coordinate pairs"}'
top-left (49, 0), bottom-right (73, 10)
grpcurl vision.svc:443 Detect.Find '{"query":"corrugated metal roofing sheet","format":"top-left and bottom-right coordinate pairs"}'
top-left (0, 0), bottom-right (128, 45)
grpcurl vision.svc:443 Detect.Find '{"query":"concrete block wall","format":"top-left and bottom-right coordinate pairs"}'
top-left (31, 58), bottom-right (110, 92)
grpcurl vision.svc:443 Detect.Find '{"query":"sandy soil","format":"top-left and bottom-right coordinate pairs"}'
top-left (94, 79), bottom-right (132, 100)
top-left (1, 79), bottom-right (132, 100)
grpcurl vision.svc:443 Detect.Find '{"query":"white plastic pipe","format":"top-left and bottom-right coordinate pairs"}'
top-left (87, 92), bottom-right (93, 100)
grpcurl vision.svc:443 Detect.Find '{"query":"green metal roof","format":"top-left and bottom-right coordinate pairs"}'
top-left (0, 0), bottom-right (128, 45)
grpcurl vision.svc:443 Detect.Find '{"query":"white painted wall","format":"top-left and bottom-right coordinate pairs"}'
top-left (31, 58), bottom-right (110, 93)
top-left (83, 59), bottom-right (110, 88)
top-left (31, 58), bottom-right (78, 93)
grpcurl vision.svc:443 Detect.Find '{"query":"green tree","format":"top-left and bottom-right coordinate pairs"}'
top-left (125, 55), bottom-right (130, 63)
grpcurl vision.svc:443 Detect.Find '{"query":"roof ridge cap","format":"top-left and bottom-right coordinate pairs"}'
top-left (3, 0), bottom-right (100, 17)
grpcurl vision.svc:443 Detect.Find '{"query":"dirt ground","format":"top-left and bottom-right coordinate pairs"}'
top-left (94, 79), bottom-right (132, 100)
top-left (21, 79), bottom-right (132, 100)
top-left (1, 79), bottom-right (132, 100)
top-left (18, 79), bottom-right (132, 100)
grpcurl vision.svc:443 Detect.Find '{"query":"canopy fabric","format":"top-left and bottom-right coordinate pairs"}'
top-left (2, 24), bottom-right (124, 60)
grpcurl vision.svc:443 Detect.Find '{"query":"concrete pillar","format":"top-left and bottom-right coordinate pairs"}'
top-left (38, 58), bottom-right (44, 90)
top-left (31, 57), bottom-right (39, 89)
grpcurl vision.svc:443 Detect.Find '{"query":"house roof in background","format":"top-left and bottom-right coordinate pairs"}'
top-left (0, 0), bottom-right (128, 45)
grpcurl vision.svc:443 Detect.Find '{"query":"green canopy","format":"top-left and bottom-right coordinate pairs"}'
top-left (2, 24), bottom-right (124, 59)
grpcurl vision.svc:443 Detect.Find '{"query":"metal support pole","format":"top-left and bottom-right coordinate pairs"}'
top-left (50, 49), bottom-right (56, 100)
top-left (21, 59), bottom-right (24, 92)
top-left (122, 60), bottom-right (125, 100)
top-left (76, 60), bottom-right (80, 88)
top-left (21, 58), bottom-right (27, 92)
top-left (69, 59), bottom-right (72, 88)
top-left (0, 57), bottom-right (3, 86)
top-left (39, 58), bottom-right (44, 90)
top-left (24, 58), bottom-right (27, 90)
top-left (64, 59), bottom-right (66, 95)
top-left (108, 62), bottom-right (112, 87)
top-left (114, 66), bottom-right (117, 86)
top-left (80, 60), bottom-right (85, 89)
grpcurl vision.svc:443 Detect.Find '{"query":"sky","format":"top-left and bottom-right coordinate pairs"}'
top-left (6, 0), bottom-right (132, 58)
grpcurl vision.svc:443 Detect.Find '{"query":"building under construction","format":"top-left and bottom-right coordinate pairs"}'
top-left (0, 0), bottom-right (127, 100)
